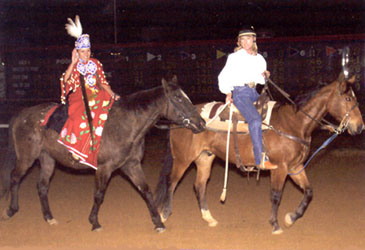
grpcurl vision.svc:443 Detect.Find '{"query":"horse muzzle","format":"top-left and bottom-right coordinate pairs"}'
top-left (347, 121), bottom-right (364, 135)
top-left (184, 117), bottom-right (206, 133)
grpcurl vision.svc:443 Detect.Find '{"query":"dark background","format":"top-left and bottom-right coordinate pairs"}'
top-left (0, 0), bottom-right (364, 119)
top-left (1, 0), bottom-right (364, 47)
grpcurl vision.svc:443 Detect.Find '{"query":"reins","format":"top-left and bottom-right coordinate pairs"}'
top-left (266, 78), bottom-right (338, 131)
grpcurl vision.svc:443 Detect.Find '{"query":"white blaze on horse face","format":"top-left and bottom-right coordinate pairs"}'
top-left (180, 89), bottom-right (192, 103)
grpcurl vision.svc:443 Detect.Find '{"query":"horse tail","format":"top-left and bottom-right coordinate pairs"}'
top-left (154, 131), bottom-right (173, 208)
top-left (0, 118), bottom-right (16, 199)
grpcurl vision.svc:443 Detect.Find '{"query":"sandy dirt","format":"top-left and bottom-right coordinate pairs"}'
top-left (0, 130), bottom-right (364, 250)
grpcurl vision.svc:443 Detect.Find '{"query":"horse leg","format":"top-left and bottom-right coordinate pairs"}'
top-left (88, 166), bottom-right (112, 232)
top-left (2, 158), bottom-right (35, 220)
top-left (122, 161), bottom-right (165, 233)
top-left (269, 167), bottom-right (288, 235)
top-left (160, 158), bottom-right (192, 223)
top-left (285, 168), bottom-right (313, 228)
top-left (37, 152), bottom-right (57, 225)
top-left (194, 151), bottom-right (217, 227)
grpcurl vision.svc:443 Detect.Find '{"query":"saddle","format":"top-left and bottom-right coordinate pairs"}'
top-left (201, 91), bottom-right (276, 133)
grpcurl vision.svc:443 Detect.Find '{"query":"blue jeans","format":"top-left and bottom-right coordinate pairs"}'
top-left (233, 86), bottom-right (262, 165)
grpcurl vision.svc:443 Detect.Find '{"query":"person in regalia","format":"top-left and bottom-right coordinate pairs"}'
top-left (58, 15), bottom-right (120, 169)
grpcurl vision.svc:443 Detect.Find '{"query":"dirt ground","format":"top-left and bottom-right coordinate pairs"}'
top-left (0, 129), bottom-right (364, 250)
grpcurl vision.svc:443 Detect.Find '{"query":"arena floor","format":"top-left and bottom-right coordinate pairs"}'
top-left (0, 129), bottom-right (364, 250)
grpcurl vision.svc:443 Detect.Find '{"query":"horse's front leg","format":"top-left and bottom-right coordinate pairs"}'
top-left (194, 152), bottom-right (217, 227)
top-left (269, 167), bottom-right (287, 235)
top-left (122, 161), bottom-right (165, 233)
top-left (37, 152), bottom-right (57, 225)
top-left (88, 166), bottom-right (112, 232)
top-left (285, 167), bottom-right (313, 227)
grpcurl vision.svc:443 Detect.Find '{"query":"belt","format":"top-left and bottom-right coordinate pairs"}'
top-left (234, 82), bottom-right (256, 89)
top-left (246, 82), bottom-right (256, 88)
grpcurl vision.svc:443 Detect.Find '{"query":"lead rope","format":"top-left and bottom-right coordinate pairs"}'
top-left (288, 104), bottom-right (355, 175)
top-left (220, 103), bottom-right (233, 203)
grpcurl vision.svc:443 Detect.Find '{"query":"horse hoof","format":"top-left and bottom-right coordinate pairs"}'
top-left (284, 213), bottom-right (295, 227)
top-left (92, 227), bottom-right (103, 232)
top-left (201, 209), bottom-right (218, 227)
top-left (208, 219), bottom-right (218, 227)
top-left (160, 213), bottom-right (168, 223)
top-left (272, 227), bottom-right (283, 235)
top-left (0, 210), bottom-right (10, 221)
top-left (155, 226), bottom-right (166, 233)
top-left (47, 218), bottom-right (58, 225)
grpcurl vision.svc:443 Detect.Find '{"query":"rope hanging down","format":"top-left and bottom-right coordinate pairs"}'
top-left (220, 103), bottom-right (233, 202)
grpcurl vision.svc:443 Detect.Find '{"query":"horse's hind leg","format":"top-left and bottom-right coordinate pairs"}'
top-left (122, 161), bottom-right (165, 233)
top-left (285, 167), bottom-right (313, 228)
top-left (194, 151), bottom-right (217, 227)
top-left (2, 157), bottom-right (35, 220)
top-left (37, 152), bottom-right (57, 225)
top-left (160, 158), bottom-right (192, 223)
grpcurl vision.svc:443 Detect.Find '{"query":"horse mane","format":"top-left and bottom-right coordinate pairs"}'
top-left (115, 83), bottom-right (179, 111)
top-left (294, 84), bottom-right (323, 111)
top-left (116, 86), bottom-right (163, 111)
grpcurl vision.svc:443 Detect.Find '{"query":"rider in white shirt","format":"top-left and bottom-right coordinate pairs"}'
top-left (218, 26), bottom-right (277, 170)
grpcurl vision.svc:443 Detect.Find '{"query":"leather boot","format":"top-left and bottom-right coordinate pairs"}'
top-left (257, 153), bottom-right (277, 170)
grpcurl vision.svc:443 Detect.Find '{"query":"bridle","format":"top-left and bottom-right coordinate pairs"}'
top-left (267, 78), bottom-right (359, 143)
top-left (163, 86), bottom-right (196, 127)
top-left (270, 82), bottom-right (359, 175)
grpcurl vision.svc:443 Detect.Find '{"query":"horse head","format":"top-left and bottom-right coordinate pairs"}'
top-left (327, 73), bottom-right (364, 135)
top-left (161, 76), bottom-right (205, 133)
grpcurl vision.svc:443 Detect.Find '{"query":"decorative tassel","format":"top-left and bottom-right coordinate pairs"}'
top-left (220, 188), bottom-right (227, 203)
top-left (65, 15), bottom-right (82, 39)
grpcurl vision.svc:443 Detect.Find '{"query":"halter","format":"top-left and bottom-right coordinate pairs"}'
top-left (334, 102), bottom-right (358, 134)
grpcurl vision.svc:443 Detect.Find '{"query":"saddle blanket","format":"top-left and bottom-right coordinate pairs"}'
top-left (200, 101), bottom-right (276, 133)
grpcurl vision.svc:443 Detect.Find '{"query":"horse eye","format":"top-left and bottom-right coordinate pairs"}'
top-left (345, 97), bottom-right (352, 102)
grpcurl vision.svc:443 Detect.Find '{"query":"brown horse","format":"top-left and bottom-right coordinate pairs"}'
top-left (0, 77), bottom-right (205, 232)
top-left (155, 73), bottom-right (364, 234)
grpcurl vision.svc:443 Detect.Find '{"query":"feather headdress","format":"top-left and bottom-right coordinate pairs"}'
top-left (65, 15), bottom-right (82, 39)
top-left (65, 15), bottom-right (90, 49)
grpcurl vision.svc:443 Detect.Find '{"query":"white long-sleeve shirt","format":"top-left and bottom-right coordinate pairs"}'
top-left (218, 49), bottom-right (267, 94)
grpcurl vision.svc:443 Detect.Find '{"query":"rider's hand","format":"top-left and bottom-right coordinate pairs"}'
top-left (71, 49), bottom-right (79, 65)
top-left (262, 70), bottom-right (270, 79)
top-left (225, 93), bottom-right (233, 104)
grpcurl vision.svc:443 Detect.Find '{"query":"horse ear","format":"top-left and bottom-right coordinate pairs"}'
top-left (338, 74), bottom-right (356, 94)
top-left (347, 75), bottom-right (356, 84)
top-left (337, 72), bottom-right (346, 83)
top-left (161, 78), bottom-right (170, 93)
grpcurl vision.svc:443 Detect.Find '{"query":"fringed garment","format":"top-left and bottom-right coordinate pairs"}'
top-left (57, 58), bottom-right (114, 169)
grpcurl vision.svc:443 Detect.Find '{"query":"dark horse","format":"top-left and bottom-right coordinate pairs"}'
top-left (0, 76), bottom-right (205, 232)
top-left (155, 73), bottom-right (364, 234)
